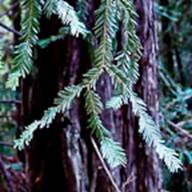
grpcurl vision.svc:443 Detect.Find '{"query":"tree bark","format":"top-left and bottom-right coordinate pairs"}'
top-left (120, 1), bottom-right (162, 191)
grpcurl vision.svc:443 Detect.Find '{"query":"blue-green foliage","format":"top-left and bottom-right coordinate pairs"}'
top-left (10, 0), bottom-right (182, 171)
top-left (7, 0), bottom-right (42, 90)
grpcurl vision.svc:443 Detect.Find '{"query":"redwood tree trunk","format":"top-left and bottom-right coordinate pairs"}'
top-left (135, 0), bottom-right (163, 189)
top-left (120, 0), bottom-right (162, 191)
top-left (19, 0), bottom-right (162, 191)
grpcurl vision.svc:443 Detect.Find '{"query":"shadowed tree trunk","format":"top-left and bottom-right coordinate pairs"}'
top-left (17, 0), bottom-right (163, 191)
top-left (120, 0), bottom-right (162, 191)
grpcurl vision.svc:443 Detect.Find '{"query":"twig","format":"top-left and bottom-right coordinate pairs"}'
top-left (0, 22), bottom-right (21, 36)
top-left (167, 120), bottom-right (192, 140)
top-left (91, 137), bottom-right (121, 192)
top-left (121, 172), bottom-right (136, 192)
top-left (0, 100), bottom-right (21, 105)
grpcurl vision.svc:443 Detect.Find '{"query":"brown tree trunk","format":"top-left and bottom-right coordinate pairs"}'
top-left (19, 0), bottom-right (162, 192)
top-left (136, 0), bottom-right (163, 190)
top-left (120, 1), bottom-right (162, 191)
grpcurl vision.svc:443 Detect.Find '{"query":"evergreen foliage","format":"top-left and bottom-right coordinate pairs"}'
top-left (43, 0), bottom-right (87, 37)
top-left (7, 0), bottom-right (42, 90)
top-left (101, 138), bottom-right (127, 168)
top-left (7, 0), bottom-right (87, 90)
top-left (12, 0), bottom-right (182, 171)
top-left (15, 85), bottom-right (82, 150)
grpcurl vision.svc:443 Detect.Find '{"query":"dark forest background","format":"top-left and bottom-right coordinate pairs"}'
top-left (0, 0), bottom-right (192, 191)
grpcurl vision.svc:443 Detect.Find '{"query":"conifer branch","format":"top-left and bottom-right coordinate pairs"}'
top-left (94, 0), bottom-right (118, 69)
top-left (106, 62), bottom-right (182, 172)
top-left (44, 0), bottom-right (88, 37)
top-left (7, 0), bottom-right (88, 90)
top-left (7, 0), bottom-right (42, 90)
top-left (14, 85), bottom-right (83, 149)
top-left (13, 0), bottom-right (182, 172)
top-left (106, 0), bottom-right (182, 172)
top-left (85, 88), bottom-right (126, 167)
